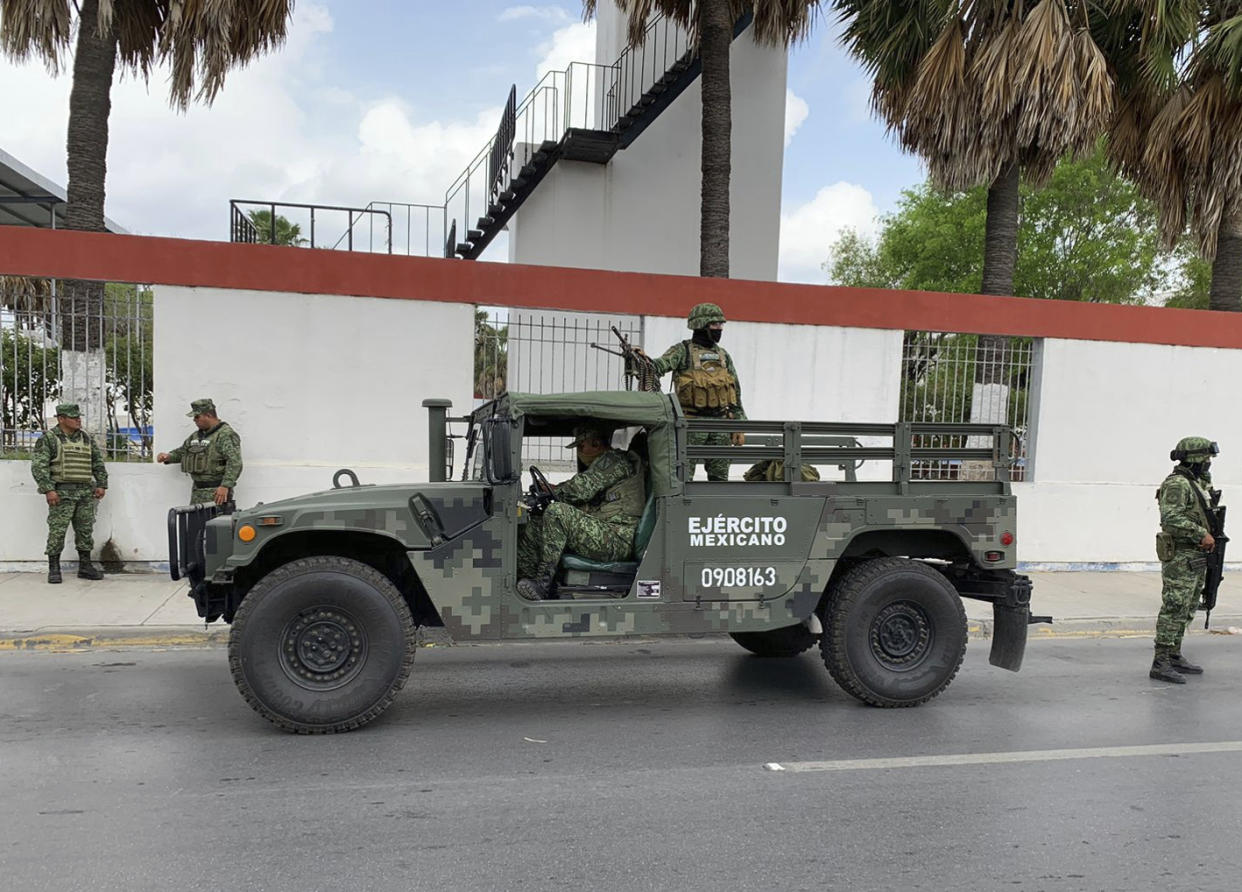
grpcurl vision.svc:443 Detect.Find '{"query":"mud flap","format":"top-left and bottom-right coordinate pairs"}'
top-left (989, 603), bottom-right (1030, 672)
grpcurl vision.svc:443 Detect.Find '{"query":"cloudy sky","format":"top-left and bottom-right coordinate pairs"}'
top-left (0, 0), bottom-right (924, 283)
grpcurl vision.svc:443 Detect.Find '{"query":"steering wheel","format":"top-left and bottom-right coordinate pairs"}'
top-left (525, 465), bottom-right (556, 515)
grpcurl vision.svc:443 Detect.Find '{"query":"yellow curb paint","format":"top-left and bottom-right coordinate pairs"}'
top-left (0, 633), bottom-right (226, 651)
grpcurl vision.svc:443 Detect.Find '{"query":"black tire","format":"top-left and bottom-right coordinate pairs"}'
top-left (228, 556), bottom-right (416, 734)
top-left (821, 557), bottom-right (966, 707)
top-left (729, 624), bottom-right (817, 658)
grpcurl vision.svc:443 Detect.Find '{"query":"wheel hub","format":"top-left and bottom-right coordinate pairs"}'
top-left (870, 601), bottom-right (931, 669)
top-left (281, 607), bottom-right (367, 690)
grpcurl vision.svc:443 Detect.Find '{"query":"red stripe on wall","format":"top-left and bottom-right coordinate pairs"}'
top-left (1, 226), bottom-right (1238, 348)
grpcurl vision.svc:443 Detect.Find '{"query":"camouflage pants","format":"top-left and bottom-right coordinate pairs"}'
top-left (1155, 549), bottom-right (1207, 653)
top-left (45, 482), bottom-right (97, 556)
top-left (687, 430), bottom-right (731, 482)
top-left (517, 502), bottom-right (635, 580)
top-left (190, 486), bottom-right (232, 506)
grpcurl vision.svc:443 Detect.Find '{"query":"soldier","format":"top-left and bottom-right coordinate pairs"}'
top-left (157, 398), bottom-right (243, 506)
top-left (640, 302), bottom-right (745, 481)
top-left (516, 422), bottom-right (646, 601)
top-left (1151, 436), bottom-right (1219, 683)
top-left (30, 403), bottom-right (107, 584)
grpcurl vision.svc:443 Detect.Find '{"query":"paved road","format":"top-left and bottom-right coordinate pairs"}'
top-left (3, 635), bottom-right (1242, 891)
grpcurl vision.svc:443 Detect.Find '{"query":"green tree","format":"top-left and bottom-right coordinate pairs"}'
top-left (102, 283), bottom-right (153, 456)
top-left (474, 310), bottom-right (508, 399)
top-left (583, 1), bottom-right (819, 278)
top-left (827, 148), bottom-right (1172, 305)
top-left (1, 329), bottom-right (60, 455)
top-left (247, 209), bottom-right (307, 247)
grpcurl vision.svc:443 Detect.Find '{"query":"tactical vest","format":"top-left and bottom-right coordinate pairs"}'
top-left (182, 423), bottom-right (234, 479)
top-left (1158, 472), bottom-right (1212, 537)
top-left (673, 342), bottom-right (739, 414)
top-left (588, 451), bottom-right (646, 525)
top-left (50, 433), bottom-right (94, 484)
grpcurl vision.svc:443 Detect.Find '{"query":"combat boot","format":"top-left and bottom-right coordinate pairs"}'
top-left (47, 556), bottom-right (62, 585)
top-left (1168, 653), bottom-right (1203, 675)
top-left (77, 551), bottom-right (103, 581)
top-left (1150, 654), bottom-right (1187, 684)
top-left (517, 578), bottom-right (552, 601)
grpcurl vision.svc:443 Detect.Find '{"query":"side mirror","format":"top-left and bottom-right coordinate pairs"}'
top-left (484, 419), bottom-right (516, 483)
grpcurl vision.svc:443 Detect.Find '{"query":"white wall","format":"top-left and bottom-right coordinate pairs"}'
top-left (509, 15), bottom-right (786, 281)
top-left (1015, 338), bottom-right (1242, 567)
top-left (7, 284), bottom-right (1241, 569)
top-left (0, 287), bottom-right (475, 565)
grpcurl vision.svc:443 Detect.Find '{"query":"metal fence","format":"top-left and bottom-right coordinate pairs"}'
top-left (474, 308), bottom-right (643, 467)
top-left (899, 332), bottom-right (1034, 481)
top-left (1, 278), bottom-right (153, 460)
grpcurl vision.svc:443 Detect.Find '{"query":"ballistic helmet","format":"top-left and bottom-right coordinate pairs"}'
top-left (687, 302), bottom-right (726, 330)
top-left (1171, 436), bottom-right (1219, 462)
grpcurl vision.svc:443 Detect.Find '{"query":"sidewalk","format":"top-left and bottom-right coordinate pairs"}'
top-left (2, 569), bottom-right (1241, 650)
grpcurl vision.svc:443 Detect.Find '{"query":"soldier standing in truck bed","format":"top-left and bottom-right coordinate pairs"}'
top-left (640, 302), bottom-right (745, 481)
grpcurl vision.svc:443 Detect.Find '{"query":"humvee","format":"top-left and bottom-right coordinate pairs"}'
top-left (169, 391), bottom-right (1040, 734)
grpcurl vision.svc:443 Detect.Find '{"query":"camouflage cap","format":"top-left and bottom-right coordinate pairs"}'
top-left (54, 402), bottom-right (81, 418)
top-left (687, 302), bottom-right (726, 330)
top-left (565, 422), bottom-right (610, 449)
top-left (1173, 436), bottom-right (1218, 460)
top-left (187, 398), bottom-right (217, 417)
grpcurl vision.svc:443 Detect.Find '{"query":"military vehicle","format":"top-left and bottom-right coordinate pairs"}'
top-left (169, 391), bottom-right (1040, 734)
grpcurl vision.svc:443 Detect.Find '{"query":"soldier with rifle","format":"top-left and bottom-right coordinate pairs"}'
top-left (1151, 436), bottom-right (1227, 684)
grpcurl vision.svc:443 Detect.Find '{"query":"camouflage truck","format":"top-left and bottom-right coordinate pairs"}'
top-left (169, 391), bottom-right (1041, 734)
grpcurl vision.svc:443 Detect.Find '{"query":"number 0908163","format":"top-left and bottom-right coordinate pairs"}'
top-left (701, 566), bottom-right (778, 589)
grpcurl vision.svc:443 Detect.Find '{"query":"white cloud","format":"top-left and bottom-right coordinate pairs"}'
top-left (500, 5), bottom-right (572, 23)
top-left (778, 182), bottom-right (880, 284)
top-left (0, 3), bottom-right (522, 258)
top-left (535, 21), bottom-right (597, 77)
top-left (784, 89), bottom-right (809, 147)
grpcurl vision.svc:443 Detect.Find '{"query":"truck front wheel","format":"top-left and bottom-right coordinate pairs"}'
top-left (822, 557), bottom-right (966, 707)
top-left (229, 556), bottom-right (416, 733)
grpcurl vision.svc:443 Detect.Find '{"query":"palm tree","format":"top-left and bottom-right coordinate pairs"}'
top-left (247, 209), bottom-right (308, 247)
top-left (835, 0), bottom-right (1114, 428)
top-left (0, 0), bottom-right (293, 427)
top-left (583, 1), bottom-right (821, 278)
top-left (1102, 2), bottom-right (1242, 311)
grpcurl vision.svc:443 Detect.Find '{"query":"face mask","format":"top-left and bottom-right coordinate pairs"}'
top-left (708, 328), bottom-right (722, 344)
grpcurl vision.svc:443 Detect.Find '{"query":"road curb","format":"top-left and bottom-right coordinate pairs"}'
top-left (0, 626), bottom-right (229, 651)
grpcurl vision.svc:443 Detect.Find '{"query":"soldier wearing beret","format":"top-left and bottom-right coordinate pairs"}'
top-left (157, 398), bottom-right (243, 506)
top-left (515, 422), bottom-right (646, 600)
top-left (30, 403), bottom-right (107, 584)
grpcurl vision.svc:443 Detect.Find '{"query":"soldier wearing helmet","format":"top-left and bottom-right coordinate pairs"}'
top-left (1150, 436), bottom-right (1220, 683)
top-left (638, 302), bottom-right (745, 481)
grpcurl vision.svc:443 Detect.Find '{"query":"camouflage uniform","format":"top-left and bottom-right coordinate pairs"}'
top-left (517, 431), bottom-right (645, 584)
top-left (163, 399), bottom-right (243, 505)
top-left (1151, 436), bottom-right (1219, 682)
top-left (30, 408), bottom-right (108, 562)
top-left (649, 302), bottom-right (746, 482)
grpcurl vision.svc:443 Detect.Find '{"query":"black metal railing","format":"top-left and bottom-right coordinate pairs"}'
top-left (228, 200), bottom-right (393, 253)
top-left (488, 86), bottom-right (518, 206)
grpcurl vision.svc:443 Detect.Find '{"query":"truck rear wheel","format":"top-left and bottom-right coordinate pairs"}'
top-left (228, 556), bottom-right (416, 733)
top-left (822, 557), bottom-right (966, 707)
top-left (729, 624), bottom-right (817, 657)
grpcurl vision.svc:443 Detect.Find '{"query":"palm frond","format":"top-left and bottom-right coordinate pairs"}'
top-left (0, 0), bottom-right (73, 70)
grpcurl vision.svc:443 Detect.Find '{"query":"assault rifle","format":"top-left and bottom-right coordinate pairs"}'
top-left (589, 325), bottom-right (660, 392)
top-left (1202, 491), bottom-right (1228, 629)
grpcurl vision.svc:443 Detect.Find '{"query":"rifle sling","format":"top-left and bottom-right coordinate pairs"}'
top-left (1172, 468), bottom-right (1221, 537)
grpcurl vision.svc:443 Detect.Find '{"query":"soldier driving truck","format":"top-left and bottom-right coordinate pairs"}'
top-left (169, 391), bottom-right (1044, 734)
